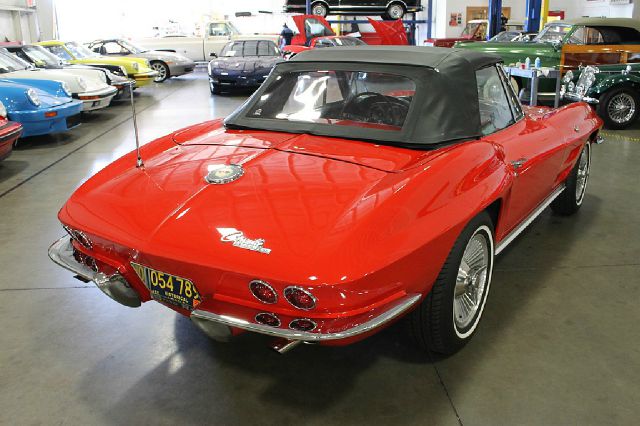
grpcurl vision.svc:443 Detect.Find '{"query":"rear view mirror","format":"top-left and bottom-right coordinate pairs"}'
top-left (210, 52), bottom-right (217, 58)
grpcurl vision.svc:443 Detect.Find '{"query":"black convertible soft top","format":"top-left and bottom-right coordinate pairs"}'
top-left (290, 45), bottom-right (501, 71)
top-left (225, 46), bottom-right (504, 147)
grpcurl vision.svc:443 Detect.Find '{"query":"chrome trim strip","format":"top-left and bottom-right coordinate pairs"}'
top-left (495, 184), bottom-right (565, 255)
top-left (191, 293), bottom-right (421, 342)
top-left (563, 92), bottom-right (599, 104)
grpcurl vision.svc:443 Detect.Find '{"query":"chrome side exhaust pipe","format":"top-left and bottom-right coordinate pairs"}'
top-left (270, 338), bottom-right (303, 354)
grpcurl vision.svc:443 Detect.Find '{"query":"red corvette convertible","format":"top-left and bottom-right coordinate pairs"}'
top-left (49, 47), bottom-right (602, 355)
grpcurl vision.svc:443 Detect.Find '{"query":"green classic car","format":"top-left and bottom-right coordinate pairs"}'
top-left (562, 64), bottom-right (640, 129)
top-left (456, 18), bottom-right (640, 94)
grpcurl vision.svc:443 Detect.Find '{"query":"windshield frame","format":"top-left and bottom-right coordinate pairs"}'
top-left (0, 50), bottom-right (30, 72)
top-left (490, 31), bottom-right (520, 42)
top-left (117, 39), bottom-right (147, 54)
top-left (533, 23), bottom-right (574, 43)
top-left (462, 22), bottom-right (485, 38)
top-left (21, 45), bottom-right (64, 67)
top-left (65, 41), bottom-right (99, 59)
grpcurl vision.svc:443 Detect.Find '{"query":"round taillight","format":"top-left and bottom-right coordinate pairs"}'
top-left (284, 287), bottom-right (316, 310)
top-left (289, 318), bottom-right (317, 332)
top-left (255, 312), bottom-right (281, 327)
top-left (249, 280), bottom-right (278, 304)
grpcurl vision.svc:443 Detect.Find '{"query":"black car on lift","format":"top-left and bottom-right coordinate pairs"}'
top-left (208, 40), bottom-right (283, 95)
top-left (284, 0), bottom-right (423, 20)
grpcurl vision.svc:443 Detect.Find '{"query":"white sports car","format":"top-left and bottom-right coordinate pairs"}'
top-left (0, 48), bottom-right (117, 112)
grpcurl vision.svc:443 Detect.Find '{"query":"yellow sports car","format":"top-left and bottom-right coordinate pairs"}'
top-left (36, 40), bottom-right (157, 88)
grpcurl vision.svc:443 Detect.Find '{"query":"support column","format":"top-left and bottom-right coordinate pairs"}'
top-left (540, 0), bottom-right (549, 31)
top-left (525, 0), bottom-right (542, 33)
top-left (487, 0), bottom-right (502, 39)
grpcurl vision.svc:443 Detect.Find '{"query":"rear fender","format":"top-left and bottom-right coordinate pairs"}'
top-left (339, 140), bottom-right (510, 298)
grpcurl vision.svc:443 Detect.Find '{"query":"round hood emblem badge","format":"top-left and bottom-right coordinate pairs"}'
top-left (205, 164), bottom-right (244, 184)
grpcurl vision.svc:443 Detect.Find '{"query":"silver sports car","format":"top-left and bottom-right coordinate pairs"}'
top-left (86, 39), bottom-right (195, 82)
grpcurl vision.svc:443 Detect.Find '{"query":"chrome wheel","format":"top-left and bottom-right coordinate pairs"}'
top-left (151, 62), bottom-right (168, 82)
top-left (454, 231), bottom-right (489, 332)
top-left (387, 4), bottom-right (404, 19)
top-left (607, 92), bottom-right (636, 124)
top-left (575, 144), bottom-right (590, 204)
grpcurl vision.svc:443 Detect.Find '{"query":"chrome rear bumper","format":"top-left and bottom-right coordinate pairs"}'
top-left (190, 293), bottom-right (421, 342)
top-left (48, 236), bottom-right (141, 307)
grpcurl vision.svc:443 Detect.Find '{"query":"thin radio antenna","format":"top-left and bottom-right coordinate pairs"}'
top-left (128, 81), bottom-right (143, 168)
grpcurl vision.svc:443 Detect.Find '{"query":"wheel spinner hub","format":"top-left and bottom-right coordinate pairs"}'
top-left (453, 234), bottom-right (489, 330)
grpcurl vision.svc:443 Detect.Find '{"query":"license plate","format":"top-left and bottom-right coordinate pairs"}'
top-left (131, 263), bottom-right (201, 310)
top-left (92, 100), bottom-right (101, 107)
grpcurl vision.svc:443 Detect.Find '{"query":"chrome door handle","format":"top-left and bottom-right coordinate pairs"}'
top-left (511, 158), bottom-right (527, 170)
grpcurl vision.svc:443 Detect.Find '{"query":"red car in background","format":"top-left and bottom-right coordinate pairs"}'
top-left (283, 35), bottom-right (366, 58)
top-left (288, 14), bottom-right (407, 50)
top-left (49, 47), bottom-right (602, 356)
top-left (424, 19), bottom-right (488, 47)
top-left (424, 20), bottom-right (525, 47)
top-left (0, 102), bottom-right (23, 162)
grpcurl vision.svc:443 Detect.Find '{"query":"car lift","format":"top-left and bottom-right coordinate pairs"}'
top-left (487, 0), bottom-right (502, 39)
top-left (487, 0), bottom-right (544, 39)
top-left (301, 0), bottom-right (538, 45)
top-left (304, 0), bottom-right (433, 44)
top-left (524, 0), bottom-right (543, 33)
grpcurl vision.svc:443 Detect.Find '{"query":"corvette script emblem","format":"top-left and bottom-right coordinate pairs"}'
top-left (205, 164), bottom-right (244, 184)
top-left (217, 228), bottom-right (271, 254)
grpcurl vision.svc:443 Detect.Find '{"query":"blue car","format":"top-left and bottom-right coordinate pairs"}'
top-left (0, 78), bottom-right (82, 137)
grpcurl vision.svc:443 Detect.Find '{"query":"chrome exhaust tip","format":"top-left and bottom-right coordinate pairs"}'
top-left (270, 338), bottom-right (303, 354)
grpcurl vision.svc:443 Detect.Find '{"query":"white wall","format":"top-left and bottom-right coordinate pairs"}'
top-left (15, 0), bottom-right (640, 46)
top-left (581, 0), bottom-right (634, 18)
top-left (433, 0), bottom-right (528, 39)
top-left (430, 0), bottom-right (636, 39)
top-left (54, 0), bottom-right (287, 40)
top-left (0, 0), bottom-right (40, 42)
